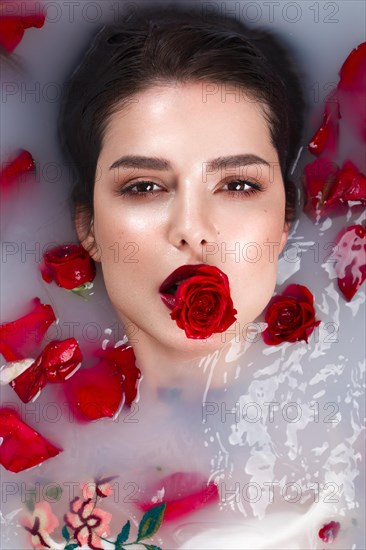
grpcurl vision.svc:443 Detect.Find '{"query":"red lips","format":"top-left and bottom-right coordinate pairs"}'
top-left (159, 264), bottom-right (205, 311)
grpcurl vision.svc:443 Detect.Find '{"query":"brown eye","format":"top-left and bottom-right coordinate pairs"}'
top-left (221, 179), bottom-right (265, 197)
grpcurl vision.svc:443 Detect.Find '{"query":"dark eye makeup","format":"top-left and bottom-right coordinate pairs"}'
top-left (115, 179), bottom-right (265, 199)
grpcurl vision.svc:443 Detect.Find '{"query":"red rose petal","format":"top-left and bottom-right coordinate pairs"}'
top-left (308, 89), bottom-right (340, 157)
top-left (318, 520), bottom-right (341, 543)
top-left (64, 345), bottom-right (140, 421)
top-left (139, 472), bottom-right (219, 522)
top-left (0, 408), bottom-right (61, 473)
top-left (40, 244), bottom-right (96, 290)
top-left (326, 160), bottom-right (366, 205)
top-left (338, 42), bottom-right (366, 92)
top-left (0, 5), bottom-right (46, 53)
top-left (333, 224), bottom-right (366, 301)
top-left (0, 298), bottom-right (56, 361)
top-left (0, 150), bottom-right (35, 193)
top-left (10, 338), bottom-right (82, 403)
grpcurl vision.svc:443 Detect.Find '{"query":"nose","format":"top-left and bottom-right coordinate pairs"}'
top-left (167, 186), bottom-right (218, 257)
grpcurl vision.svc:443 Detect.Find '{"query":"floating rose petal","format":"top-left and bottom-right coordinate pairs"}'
top-left (0, 150), bottom-right (35, 194)
top-left (0, 408), bottom-right (61, 473)
top-left (40, 244), bottom-right (96, 291)
top-left (64, 345), bottom-right (140, 422)
top-left (0, 4), bottom-right (46, 53)
top-left (338, 42), bottom-right (366, 92)
top-left (139, 472), bottom-right (219, 522)
top-left (325, 160), bottom-right (366, 206)
top-left (318, 520), bottom-right (341, 543)
top-left (302, 158), bottom-right (342, 220)
top-left (10, 338), bottom-right (82, 403)
top-left (0, 298), bottom-right (56, 362)
top-left (308, 89), bottom-right (340, 157)
top-left (332, 224), bottom-right (366, 301)
top-left (262, 284), bottom-right (321, 345)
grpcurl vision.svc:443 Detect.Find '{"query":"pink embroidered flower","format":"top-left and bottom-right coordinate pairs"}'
top-left (81, 478), bottom-right (114, 500)
top-left (64, 497), bottom-right (112, 550)
top-left (22, 501), bottom-right (59, 549)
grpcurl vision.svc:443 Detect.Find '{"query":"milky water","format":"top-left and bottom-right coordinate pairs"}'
top-left (0, 1), bottom-right (365, 549)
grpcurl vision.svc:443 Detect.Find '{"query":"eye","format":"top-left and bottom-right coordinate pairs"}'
top-left (221, 179), bottom-right (265, 197)
top-left (117, 180), bottom-right (163, 197)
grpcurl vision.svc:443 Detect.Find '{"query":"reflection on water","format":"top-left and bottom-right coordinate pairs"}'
top-left (1, 1), bottom-right (365, 549)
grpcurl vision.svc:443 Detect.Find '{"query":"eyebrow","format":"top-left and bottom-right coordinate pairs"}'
top-left (109, 153), bottom-right (271, 172)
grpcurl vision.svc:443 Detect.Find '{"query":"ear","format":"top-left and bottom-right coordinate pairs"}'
top-left (75, 206), bottom-right (101, 263)
top-left (279, 221), bottom-right (290, 254)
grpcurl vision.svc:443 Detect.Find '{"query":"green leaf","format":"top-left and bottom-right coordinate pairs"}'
top-left (136, 502), bottom-right (166, 542)
top-left (116, 520), bottom-right (130, 544)
top-left (144, 545), bottom-right (162, 550)
top-left (64, 544), bottom-right (79, 550)
top-left (62, 525), bottom-right (70, 541)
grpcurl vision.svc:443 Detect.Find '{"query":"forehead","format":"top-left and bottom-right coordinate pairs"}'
top-left (100, 81), bottom-right (277, 164)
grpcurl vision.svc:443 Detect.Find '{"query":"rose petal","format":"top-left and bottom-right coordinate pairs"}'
top-left (0, 7), bottom-right (46, 53)
top-left (139, 472), bottom-right (219, 522)
top-left (64, 345), bottom-right (139, 421)
top-left (10, 338), bottom-right (82, 403)
top-left (318, 520), bottom-right (341, 543)
top-left (0, 298), bottom-right (56, 361)
top-left (333, 224), bottom-right (366, 301)
top-left (0, 408), bottom-right (61, 472)
top-left (308, 89), bottom-right (340, 157)
top-left (0, 150), bottom-right (35, 193)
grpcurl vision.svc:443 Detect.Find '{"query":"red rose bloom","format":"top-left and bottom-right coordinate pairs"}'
top-left (0, 408), bottom-right (61, 473)
top-left (170, 265), bottom-right (237, 339)
top-left (10, 338), bottom-right (83, 403)
top-left (40, 244), bottom-right (96, 290)
top-left (262, 284), bottom-right (321, 345)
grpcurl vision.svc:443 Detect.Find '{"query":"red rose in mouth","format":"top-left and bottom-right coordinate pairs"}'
top-left (40, 244), bottom-right (96, 291)
top-left (170, 265), bottom-right (237, 339)
top-left (262, 284), bottom-right (321, 345)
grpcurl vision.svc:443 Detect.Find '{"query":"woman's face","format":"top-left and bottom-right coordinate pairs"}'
top-left (78, 82), bottom-right (289, 357)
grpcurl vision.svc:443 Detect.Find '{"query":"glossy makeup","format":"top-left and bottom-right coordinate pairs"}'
top-left (77, 82), bottom-right (289, 383)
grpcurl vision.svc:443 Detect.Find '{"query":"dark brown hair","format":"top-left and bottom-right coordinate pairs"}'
top-left (59, 2), bottom-right (306, 242)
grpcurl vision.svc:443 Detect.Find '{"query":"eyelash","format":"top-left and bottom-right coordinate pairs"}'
top-left (117, 179), bottom-right (265, 199)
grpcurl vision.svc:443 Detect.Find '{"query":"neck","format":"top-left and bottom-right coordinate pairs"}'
top-left (128, 332), bottom-right (250, 401)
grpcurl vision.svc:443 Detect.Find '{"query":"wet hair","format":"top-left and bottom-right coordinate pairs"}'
top-left (59, 2), bottom-right (306, 245)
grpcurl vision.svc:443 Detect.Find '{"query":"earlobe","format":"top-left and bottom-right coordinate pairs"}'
top-left (75, 206), bottom-right (101, 263)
